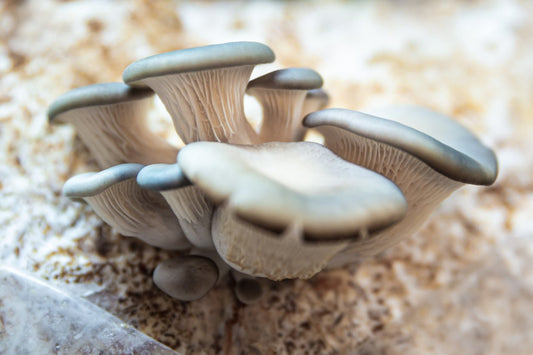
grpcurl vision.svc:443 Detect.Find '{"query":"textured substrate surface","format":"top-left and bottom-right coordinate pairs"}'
top-left (1, 1), bottom-right (532, 354)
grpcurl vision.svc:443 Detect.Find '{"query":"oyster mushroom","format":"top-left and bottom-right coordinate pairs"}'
top-left (246, 68), bottom-right (323, 142)
top-left (63, 164), bottom-right (190, 250)
top-left (177, 141), bottom-right (407, 280)
top-left (47, 83), bottom-right (178, 168)
top-left (123, 41), bottom-right (275, 144)
top-left (153, 255), bottom-right (218, 301)
top-left (303, 106), bottom-right (498, 266)
top-left (136, 163), bottom-right (214, 249)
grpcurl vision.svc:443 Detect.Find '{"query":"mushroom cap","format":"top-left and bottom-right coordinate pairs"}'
top-left (63, 163), bottom-right (144, 198)
top-left (246, 68), bottom-right (323, 91)
top-left (123, 41), bottom-right (275, 86)
top-left (47, 83), bottom-right (153, 123)
top-left (137, 164), bottom-right (191, 191)
top-left (153, 256), bottom-right (219, 301)
top-left (304, 107), bottom-right (498, 185)
top-left (304, 88), bottom-right (329, 108)
top-left (178, 141), bottom-right (407, 241)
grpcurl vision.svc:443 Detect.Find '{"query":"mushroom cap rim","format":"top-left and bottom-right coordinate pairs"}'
top-left (137, 163), bottom-right (191, 191)
top-left (63, 163), bottom-right (145, 198)
top-left (48, 83), bottom-right (154, 123)
top-left (123, 41), bottom-right (275, 86)
top-left (304, 108), bottom-right (498, 185)
top-left (246, 67), bottom-right (323, 91)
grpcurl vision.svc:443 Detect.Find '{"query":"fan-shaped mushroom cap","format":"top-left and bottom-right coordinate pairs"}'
top-left (303, 106), bottom-right (498, 265)
top-left (123, 41), bottom-right (275, 144)
top-left (48, 83), bottom-right (178, 168)
top-left (178, 141), bottom-right (407, 280)
top-left (153, 256), bottom-right (218, 301)
top-left (137, 164), bottom-right (214, 249)
top-left (247, 68), bottom-right (323, 142)
top-left (63, 164), bottom-right (190, 250)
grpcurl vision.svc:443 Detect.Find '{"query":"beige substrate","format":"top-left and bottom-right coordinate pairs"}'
top-left (1, 0), bottom-right (532, 354)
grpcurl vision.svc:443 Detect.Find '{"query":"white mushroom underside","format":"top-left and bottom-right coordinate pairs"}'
top-left (212, 206), bottom-right (347, 280)
top-left (144, 66), bottom-right (257, 144)
top-left (63, 101), bottom-right (177, 168)
top-left (321, 129), bottom-right (463, 266)
top-left (161, 186), bottom-right (214, 249)
top-left (84, 179), bottom-right (190, 250)
top-left (254, 89), bottom-right (307, 142)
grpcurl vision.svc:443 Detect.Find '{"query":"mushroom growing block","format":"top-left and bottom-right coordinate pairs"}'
top-left (137, 163), bottom-right (214, 249)
top-left (63, 164), bottom-right (190, 250)
top-left (123, 42), bottom-right (275, 144)
top-left (178, 141), bottom-right (407, 280)
top-left (304, 106), bottom-right (498, 266)
top-left (47, 83), bottom-right (178, 168)
top-left (246, 68), bottom-right (323, 142)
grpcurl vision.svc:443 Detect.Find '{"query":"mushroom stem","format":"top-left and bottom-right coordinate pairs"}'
top-left (136, 163), bottom-right (215, 249)
top-left (160, 186), bottom-right (214, 249)
top-left (143, 66), bottom-right (257, 144)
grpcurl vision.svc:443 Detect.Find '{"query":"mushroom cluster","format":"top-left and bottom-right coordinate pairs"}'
top-left (49, 41), bottom-right (498, 303)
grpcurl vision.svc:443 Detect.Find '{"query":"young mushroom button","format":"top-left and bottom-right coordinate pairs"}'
top-left (246, 68), bottom-right (323, 143)
top-left (153, 256), bottom-right (219, 302)
top-left (123, 41), bottom-right (275, 144)
top-left (177, 141), bottom-right (407, 280)
top-left (63, 164), bottom-right (190, 250)
top-left (303, 106), bottom-right (498, 267)
top-left (47, 83), bottom-right (178, 168)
